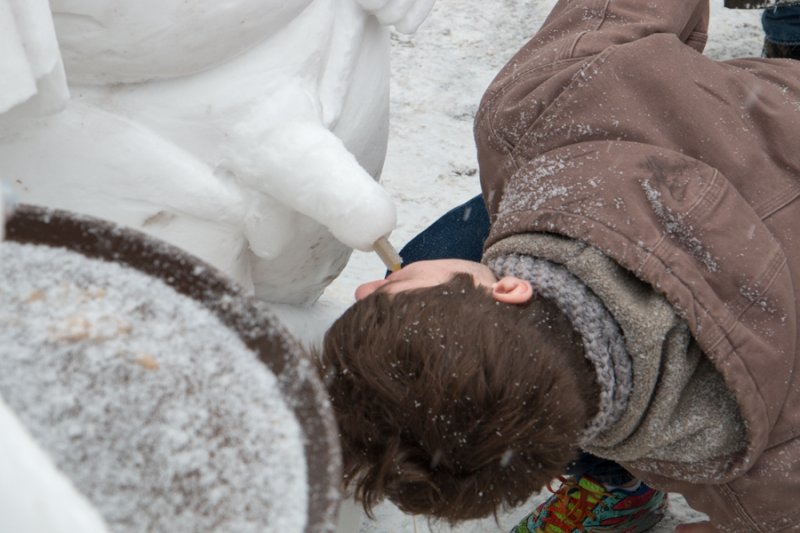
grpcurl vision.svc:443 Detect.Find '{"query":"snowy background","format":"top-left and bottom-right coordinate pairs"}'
top-left (270, 1), bottom-right (765, 531)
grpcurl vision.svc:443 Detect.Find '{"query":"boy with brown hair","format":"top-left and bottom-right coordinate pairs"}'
top-left (320, 0), bottom-right (800, 531)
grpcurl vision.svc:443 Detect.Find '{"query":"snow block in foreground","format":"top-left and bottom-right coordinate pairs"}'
top-left (0, 205), bottom-right (342, 532)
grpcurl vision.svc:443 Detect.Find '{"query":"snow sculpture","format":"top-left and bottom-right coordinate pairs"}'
top-left (0, 396), bottom-right (110, 533)
top-left (0, 0), bottom-right (434, 304)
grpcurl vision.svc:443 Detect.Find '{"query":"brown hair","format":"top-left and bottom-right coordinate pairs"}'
top-left (318, 273), bottom-right (599, 522)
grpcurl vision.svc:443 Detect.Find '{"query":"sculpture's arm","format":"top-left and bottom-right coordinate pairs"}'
top-left (355, 0), bottom-right (436, 33)
top-left (220, 83), bottom-right (396, 253)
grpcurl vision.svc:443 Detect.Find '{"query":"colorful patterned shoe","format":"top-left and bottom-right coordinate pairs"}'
top-left (510, 475), bottom-right (668, 533)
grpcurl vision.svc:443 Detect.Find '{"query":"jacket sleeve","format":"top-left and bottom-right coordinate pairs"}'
top-left (488, 0), bottom-right (709, 71)
top-left (474, 0), bottom-right (709, 216)
top-left (541, 0), bottom-right (708, 58)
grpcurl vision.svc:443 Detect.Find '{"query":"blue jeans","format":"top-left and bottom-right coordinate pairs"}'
top-left (396, 194), bottom-right (633, 487)
top-left (396, 194), bottom-right (490, 268)
top-left (763, 4), bottom-right (800, 45)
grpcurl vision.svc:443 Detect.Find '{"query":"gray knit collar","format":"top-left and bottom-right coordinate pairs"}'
top-left (487, 254), bottom-right (632, 443)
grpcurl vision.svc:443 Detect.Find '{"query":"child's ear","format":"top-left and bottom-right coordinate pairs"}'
top-left (490, 276), bottom-right (534, 304)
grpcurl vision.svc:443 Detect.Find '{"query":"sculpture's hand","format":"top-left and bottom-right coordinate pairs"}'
top-left (233, 119), bottom-right (396, 253)
top-left (356, 0), bottom-right (435, 33)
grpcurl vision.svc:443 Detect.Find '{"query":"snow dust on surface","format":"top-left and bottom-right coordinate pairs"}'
top-left (272, 1), bottom-right (765, 531)
top-left (0, 241), bottom-right (308, 533)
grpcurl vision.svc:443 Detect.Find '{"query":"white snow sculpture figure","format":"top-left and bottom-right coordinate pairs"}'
top-left (0, 396), bottom-right (110, 533)
top-left (0, 0), bottom-right (435, 304)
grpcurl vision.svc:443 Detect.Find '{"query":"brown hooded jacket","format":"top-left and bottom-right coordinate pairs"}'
top-left (475, 0), bottom-right (800, 530)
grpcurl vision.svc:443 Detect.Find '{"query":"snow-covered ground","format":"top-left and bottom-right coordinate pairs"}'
top-left (272, 1), bottom-right (765, 530)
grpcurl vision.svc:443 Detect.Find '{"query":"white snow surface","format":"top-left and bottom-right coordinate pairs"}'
top-left (272, 1), bottom-right (765, 531)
